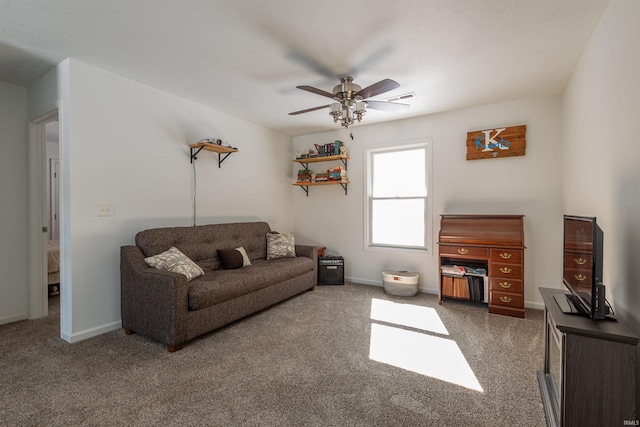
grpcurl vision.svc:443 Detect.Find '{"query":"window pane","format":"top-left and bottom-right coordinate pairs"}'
top-left (372, 199), bottom-right (425, 247)
top-left (373, 149), bottom-right (426, 197)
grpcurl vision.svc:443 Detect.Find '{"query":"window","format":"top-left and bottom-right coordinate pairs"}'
top-left (365, 140), bottom-right (431, 251)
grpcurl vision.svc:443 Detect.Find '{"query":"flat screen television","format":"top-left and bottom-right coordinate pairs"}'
top-left (554, 215), bottom-right (612, 320)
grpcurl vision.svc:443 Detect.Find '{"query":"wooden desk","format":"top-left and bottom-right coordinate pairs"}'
top-left (438, 214), bottom-right (525, 318)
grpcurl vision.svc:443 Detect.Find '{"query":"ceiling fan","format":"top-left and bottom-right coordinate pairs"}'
top-left (289, 76), bottom-right (410, 128)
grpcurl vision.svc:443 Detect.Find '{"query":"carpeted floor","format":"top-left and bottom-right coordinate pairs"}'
top-left (0, 282), bottom-right (547, 426)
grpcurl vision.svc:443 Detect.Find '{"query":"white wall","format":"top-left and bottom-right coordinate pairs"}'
top-left (29, 59), bottom-right (294, 342)
top-left (293, 96), bottom-right (564, 309)
top-left (561, 0), bottom-right (640, 406)
top-left (0, 80), bottom-right (28, 324)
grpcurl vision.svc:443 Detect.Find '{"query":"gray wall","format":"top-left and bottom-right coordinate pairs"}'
top-left (293, 96), bottom-right (564, 310)
top-left (561, 0), bottom-right (640, 408)
top-left (0, 80), bottom-right (28, 324)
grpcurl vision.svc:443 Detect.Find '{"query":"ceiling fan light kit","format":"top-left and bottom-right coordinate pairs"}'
top-left (289, 76), bottom-right (409, 128)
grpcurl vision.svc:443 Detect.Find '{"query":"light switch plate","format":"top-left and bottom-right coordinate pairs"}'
top-left (97, 202), bottom-right (115, 217)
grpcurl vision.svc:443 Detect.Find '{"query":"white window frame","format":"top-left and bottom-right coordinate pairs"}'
top-left (364, 138), bottom-right (433, 253)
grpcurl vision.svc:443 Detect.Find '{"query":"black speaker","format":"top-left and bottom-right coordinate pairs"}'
top-left (318, 256), bottom-right (344, 286)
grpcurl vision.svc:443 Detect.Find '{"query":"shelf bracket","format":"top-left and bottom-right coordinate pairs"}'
top-left (190, 146), bottom-right (204, 163)
top-left (217, 152), bottom-right (232, 168)
top-left (340, 183), bottom-right (348, 195)
top-left (298, 185), bottom-right (309, 197)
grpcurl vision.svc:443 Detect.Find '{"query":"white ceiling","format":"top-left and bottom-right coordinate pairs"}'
top-left (0, 0), bottom-right (609, 136)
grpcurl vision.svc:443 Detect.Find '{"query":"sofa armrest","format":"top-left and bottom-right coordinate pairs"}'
top-left (120, 245), bottom-right (189, 347)
top-left (295, 244), bottom-right (321, 286)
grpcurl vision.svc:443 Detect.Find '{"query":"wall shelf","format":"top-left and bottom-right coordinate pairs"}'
top-left (293, 155), bottom-right (349, 196)
top-left (292, 180), bottom-right (349, 196)
top-left (189, 142), bottom-right (238, 167)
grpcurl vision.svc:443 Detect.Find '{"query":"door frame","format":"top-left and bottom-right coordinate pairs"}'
top-left (49, 157), bottom-right (60, 240)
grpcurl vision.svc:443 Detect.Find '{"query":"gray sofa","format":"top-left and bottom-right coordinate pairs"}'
top-left (120, 221), bottom-right (318, 351)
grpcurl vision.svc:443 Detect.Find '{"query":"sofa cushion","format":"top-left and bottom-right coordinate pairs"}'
top-left (144, 247), bottom-right (204, 282)
top-left (266, 232), bottom-right (296, 259)
top-left (187, 256), bottom-right (313, 311)
top-left (135, 222), bottom-right (272, 271)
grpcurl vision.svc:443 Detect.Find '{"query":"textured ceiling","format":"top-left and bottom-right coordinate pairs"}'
top-left (0, 0), bottom-right (609, 136)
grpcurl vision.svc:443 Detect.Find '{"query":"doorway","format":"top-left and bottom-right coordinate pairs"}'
top-left (28, 109), bottom-right (60, 325)
top-left (45, 120), bottom-right (60, 299)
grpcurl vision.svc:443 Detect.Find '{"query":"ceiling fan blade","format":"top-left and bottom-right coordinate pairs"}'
top-left (357, 79), bottom-right (400, 99)
top-left (287, 51), bottom-right (336, 81)
top-left (297, 85), bottom-right (335, 99)
top-left (289, 105), bottom-right (331, 115)
top-left (366, 100), bottom-right (410, 113)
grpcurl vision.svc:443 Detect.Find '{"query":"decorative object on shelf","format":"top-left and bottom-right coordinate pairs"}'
top-left (333, 140), bottom-right (342, 155)
top-left (296, 168), bottom-right (312, 184)
top-left (466, 125), bottom-right (526, 160)
top-left (288, 76), bottom-right (410, 128)
top-left (292, 154), bottom-right (349, 196)
top-left (189, 140), bottom-right (238, 167)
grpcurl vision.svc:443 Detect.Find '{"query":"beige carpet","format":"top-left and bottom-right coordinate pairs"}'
top-left (0, 282), bottom-right (546, 426)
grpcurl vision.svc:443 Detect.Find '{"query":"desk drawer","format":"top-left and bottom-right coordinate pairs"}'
top-left (490, 249), bottom-right (523, 264)
top-left (489, 290), bottom-right (524, 309)
top-left (489, 263), bottom-right (523, 278)
top-left (440, 245), bottom-right (488, 258)
top-left (489, 277), bottom-right (523, 294)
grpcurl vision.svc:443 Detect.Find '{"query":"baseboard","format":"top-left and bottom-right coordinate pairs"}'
top-left (346, 276), bottom-right (382, 287)
top-left (346, 276), bottom-right (437, 296)
top-left (0, 312), bottom-right (27, 326)
top-left (525, 301), bottom-right (544, 310)
top-left (61, 319), bottom-right (122, 343)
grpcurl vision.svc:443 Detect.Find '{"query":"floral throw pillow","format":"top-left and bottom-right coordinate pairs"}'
top-left (266, 232), bottom-right (296, 260)
top-left (144, 247), bottom-right (204, 282)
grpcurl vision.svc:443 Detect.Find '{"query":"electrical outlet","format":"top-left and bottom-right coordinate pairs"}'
top-left (97, 202), bottom-right (115, 217)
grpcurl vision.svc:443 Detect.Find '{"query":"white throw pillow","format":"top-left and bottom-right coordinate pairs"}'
top-left (266, 232), bottom-right (296, 260)
top-left (144, 247), bottom-right (204, 282)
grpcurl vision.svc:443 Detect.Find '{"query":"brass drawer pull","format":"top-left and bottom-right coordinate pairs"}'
top-left (500, 282), bottom-right (512, 289)
top-left (574, 257), bottom-right (586, 265)
top-left (500, 252), bottom-right (512, 259)
top-left (499, 267), bottom-right (512, 274)
top-left (500, 296), bottom-right (512, 303)
top-left (457, 248), bottom-right (468, 255)
top-left (574, 274), bottom-right (586, 281)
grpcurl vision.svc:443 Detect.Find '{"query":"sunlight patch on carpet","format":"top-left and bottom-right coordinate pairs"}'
top-left (369, 300), bottom-right (483, 392)
top-left (370, 299), bottom-right (448, 335)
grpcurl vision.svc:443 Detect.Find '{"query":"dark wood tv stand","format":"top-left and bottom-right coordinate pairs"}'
top-left (438, 214), bottom-right (525, 318)
top-left (538, 287), bottom-right (638, 426)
